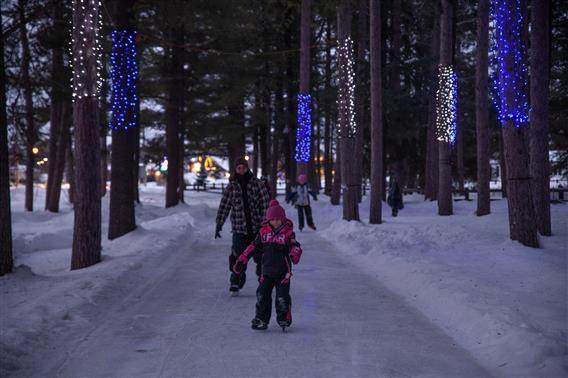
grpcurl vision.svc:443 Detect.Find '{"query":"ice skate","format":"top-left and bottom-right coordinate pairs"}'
top-left (251, 318), bottom-right (268, 330)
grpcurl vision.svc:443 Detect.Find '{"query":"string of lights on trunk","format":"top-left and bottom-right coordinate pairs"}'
top-left (69, 0), bottom-right (103, 101)
top-left (109, 30), bottom-right (138, 131)
top-left (435, 64), bottom-right (457, 144)
top-left (337, 36), bottom-right (356, 138)
top-left (489, 0), bottom-right (529, 127)
top-left (295, 94), bottom-right (312, 162)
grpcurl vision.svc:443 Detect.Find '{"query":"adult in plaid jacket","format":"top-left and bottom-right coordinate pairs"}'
top-left (215, 158), bottom-right (269, 295)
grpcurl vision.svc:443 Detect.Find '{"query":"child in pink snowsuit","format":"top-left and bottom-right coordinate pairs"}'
top-left (233, 200), bottom-right (303, 331)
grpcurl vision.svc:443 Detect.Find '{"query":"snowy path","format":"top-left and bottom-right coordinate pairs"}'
top-left (13, 205), bottom-right (491, 377)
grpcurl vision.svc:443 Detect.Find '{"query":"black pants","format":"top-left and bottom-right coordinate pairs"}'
top-left (297, 205), bottom-right (314, 229)
top-left (255, 276), bottom-right (292, 324)
top-left (229, 233), bottom-right (258, 288)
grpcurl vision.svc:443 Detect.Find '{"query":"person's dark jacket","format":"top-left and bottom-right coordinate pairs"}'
top-left (234, 219), bottom-right (302, 279)
top-left (216, 170), bottom-right (270, 235)
top-left (387, 182), bottom-right (404, 210)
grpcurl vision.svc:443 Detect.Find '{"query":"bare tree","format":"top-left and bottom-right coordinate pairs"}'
top-left (530, 0), bottom-right (551, 236)
top-left (70, 0), bottom-right (102, 269)
top-left (369, 0), bottom-right (383, 224)
top-left (1, 6), bottom-right (13, 276)
top-left (437, 0), bottom-right (454, 216)
top-left (476, 0), bottom-right (490, 216)
top-left (18, 0), bottom-right (36, 212)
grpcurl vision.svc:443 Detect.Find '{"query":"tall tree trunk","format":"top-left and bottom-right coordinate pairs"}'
top-left (476, 0), bottom-right (490, 216)
top-left (530, 0), bottom-right (551, 236)
top-left (165, 25), bottom-right (183, 207)
top-left (437, 0), bottom-right (453, 216)
top-left (260, 71), bottom-right (270, 177)
top-left (0, 6), bottom-right (13, 275)
top-left (46, 38), bottom-right (63, 210)
top-left (253, 122), bottom-right (259, 177)
top-left (18, 0), bottom-right (36, 212)
top-left (498, 0), bottom-right (538, 247)
top-left (109, 0), bottom-right (137, 239)
top-left (324, 18), bottom-right (333, 195)
top-left (391, 0), bottom-right (401, 94)
top-left (66, 131), bottom-right (75, 204)
top-left (338, 0), bottom-right (360, 221)
top-left (457, 100), bottom-right (464, 193)
top-left (369, 0), bottom-right (383, 224)
top-left (425, 1), bottom-right (440, 201)
top-left (47, 101), bottom-right (70, 212)
top-left (100, 52), bottom-right (109, 198)
top-left (296, 0), bottom-right (311, 177)
top-left (355, 0), bottom-right (368, 203)
top-left (271, 81), bottom-right (284, 199)
top-left (71, 0), bottom-right (102, 269)
top-left (499, 128), bottom-right (507, 197)
top-left (330, 142), bottom-right (342, 205)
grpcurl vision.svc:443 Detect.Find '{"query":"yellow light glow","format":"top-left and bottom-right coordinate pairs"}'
top-left (244, 156), bottom-right (250, 161)
top-left (154, 171), bottom-right (161, 178)
top-left (32, 147), bottom-right (39, 155)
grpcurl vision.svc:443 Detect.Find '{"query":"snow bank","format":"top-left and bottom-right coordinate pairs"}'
top-left (317, 194), bottom-right (567, 377)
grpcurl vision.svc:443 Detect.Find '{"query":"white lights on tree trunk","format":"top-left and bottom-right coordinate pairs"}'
top-left (337, 36), bottom-right (357, 138)
top-left (435, 64), bottom-right (457, 144)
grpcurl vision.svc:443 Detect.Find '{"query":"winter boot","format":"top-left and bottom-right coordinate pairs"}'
top-left (277, 319), bottom-right (291, 332)
top-left (251, 318), bottom-right (268, 330)
top-left (308, 224), bottom-right (317, 231)
top-left (229, 284), bottom-right (239, 297)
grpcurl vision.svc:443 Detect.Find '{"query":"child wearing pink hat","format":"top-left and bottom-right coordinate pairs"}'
top-left (233, 200), bottom-right (303, 331)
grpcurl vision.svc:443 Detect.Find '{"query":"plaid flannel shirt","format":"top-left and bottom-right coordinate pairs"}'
top-left (216, 177), bottom-right (270, 235)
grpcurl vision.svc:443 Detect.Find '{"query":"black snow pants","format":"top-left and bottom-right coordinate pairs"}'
top-left (230, 233), bottom-right (259, 288)
top-left (255, 275), bottom-right (292, 325)
top-left (296, 205), bottom-right (314, 230)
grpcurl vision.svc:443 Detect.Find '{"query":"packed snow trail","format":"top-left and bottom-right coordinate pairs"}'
top-left (14, 203), bottom-right (490, 377)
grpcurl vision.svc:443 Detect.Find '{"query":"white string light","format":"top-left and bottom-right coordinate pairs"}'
top-left (337, 36), bottom-right (357, 138)
top-left (435, 64), bottom-right (457, 144)
top-left (70, 0), bottom-right (103, 101)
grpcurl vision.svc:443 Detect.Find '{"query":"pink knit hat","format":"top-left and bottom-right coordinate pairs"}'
top-left (297, 174), bottom-right (308, 184)
top-left (266, 199), bottom-right (286, 221)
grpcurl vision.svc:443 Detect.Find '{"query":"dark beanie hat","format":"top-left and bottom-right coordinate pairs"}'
top-left (235, 157), bottom-right (249, 168)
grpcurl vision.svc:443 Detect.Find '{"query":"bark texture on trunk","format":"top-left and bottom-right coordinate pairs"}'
top-left (47, 101), bottom-right (70, 212)
top-left (437, 0), bottom-right (453, 216)
top-left (296, 0), bottom-right (311, 177)
top-left (530, 0), bottom-right (551, 236)
top-left (0, 6), bottom-right (13, 275)
top-left (324, 18), bottom-right (333, 195)
top-left (475, 0), bottom-right (490, 216)
top-left (369, 0), bottom-right (383, 224)
top-left (355, 0), bottom-right (368, 203)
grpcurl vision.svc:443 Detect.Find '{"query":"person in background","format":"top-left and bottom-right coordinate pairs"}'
top-left (286, 174), bottom-right (317, 231)
top-left (215, 158), bottom-right (269, 296)
top-left (387, 178), bottom-right (404, 217)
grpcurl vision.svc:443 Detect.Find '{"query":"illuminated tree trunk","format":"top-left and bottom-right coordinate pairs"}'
top-left (330, 144), bottom-right (342, 205)
top-left (18, 0), bottom-right (36, 212)
top-left (338, 0), bottom-right (359, 221)
top-left (425, 2), bottom-right (440, 201)
top-left (476, 0), bottom-right (490, 216)
top-left (0, 6), bottom-right (13, 275)
top-left (109, 0), bottom-right (137, 239)
top-left (530, 0), bottom-right (551, 236)
top-left (437, 0), bottom-right (453, 216)
top-left (71, 0), bottom-right (102, 269)
top-left (296, 0), bottom-right (311, 177)
top-left (324, 18), bottom-right (333, 195)
top-left (369, 0), bottom-right (383, 224)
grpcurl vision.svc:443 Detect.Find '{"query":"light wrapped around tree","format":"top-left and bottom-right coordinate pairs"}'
top-left (295, 93), bottom-right (312, 162)
top-left (337, 36), bottom-right (357, 138)
top-left (69, 0), bottom-right (103, 101)
top-left (109, 30), bottom-right (138, 131)
top-left (435, 64), bottom-right (457, 144)
top-left (490, 0), bottom-right (529, 127)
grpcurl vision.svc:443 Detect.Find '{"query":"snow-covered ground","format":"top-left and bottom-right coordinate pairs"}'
top-left (1, 184), bottom-right (566, 377)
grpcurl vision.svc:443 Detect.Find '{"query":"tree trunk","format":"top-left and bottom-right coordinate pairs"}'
top-left (324, 18), bottom-right (333, 195)
top-left (391, 0), bottom-right (401, 94)
top-left (499, 128), bottom-right (507, 197)
top-left (270, 77), bottom-right (284, 198)
top-left (47, 101), bottom-right (70, 212)
top-left (0, 6), bottom-right (13, 275)
top-left (369, 0), bottom-right (383, 224)
top-left (165, 25), bottom-right (183, 208)
top-left (100, 52), bottom-right (109, 198)
top-left (330, 143), bottom-right (342, 205)
top-left (457, 101), bottom-right (464, 194)
top-left (253, 123), bottom-right (259, 177)
top-left (66, 131), bottom-right (75, 204)
top-left (355, 0), bottom-right (368, 203)
top-left (475, 0), bottom-right (490, 216)
top-left (18, 0), bottom-right (36, 212)
top-left (437, 0), bottom-right (453, 216)
top-left (425, 1), bottom-right (440, 201)
top-left (338, 0), bottom-right (360, 221)
top-left (260, 72), bottom-right (270, 177)
top-left (497, 0), bottom-right (538, 247)
top-left (296, 0), bottom-right (311, 177)
top-left (109, 0), bottom-right (137, 239)
top-left (71, 0), bottom-right (102, 269)
top-left (530, 0), bottom-right (551, 236)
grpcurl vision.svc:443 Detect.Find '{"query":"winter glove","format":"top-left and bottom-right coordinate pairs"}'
top-left (311, 193), bottom-right (318, 201)
top-left (232, 255), bottom-right (248, 274)
top-left (290, 244), bottom-right (302, 264)
top-left (214, 224), bottom-right (222, 239)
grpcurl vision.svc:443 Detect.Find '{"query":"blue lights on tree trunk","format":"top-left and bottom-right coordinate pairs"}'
top-left (295, 93), bottom-right (312, 162)
top-left (109, 30), bottom-right (138, 131)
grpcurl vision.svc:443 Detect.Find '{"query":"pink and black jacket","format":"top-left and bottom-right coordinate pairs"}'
top-left (234, 219), bottom-right (302, 280)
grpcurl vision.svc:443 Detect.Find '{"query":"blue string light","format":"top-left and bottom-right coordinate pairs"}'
top-left (435, 65), bottom-right (457, 144)
top-left (295, 93), bottom-right (311, 162)
top-left (489, 0), bottom-right (529, 127)
top-left (109, 30), bottom-right (138, 131)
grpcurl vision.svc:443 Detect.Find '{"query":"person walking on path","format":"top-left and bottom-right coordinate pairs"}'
top-left (215, 157), bottom-right (269, 296)
top-left (233, 200), bottom-right (303, 331)
top-left (286, 174), bottom-right (317, 231)
top-left (387, 179), bottom-right (404, 217)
